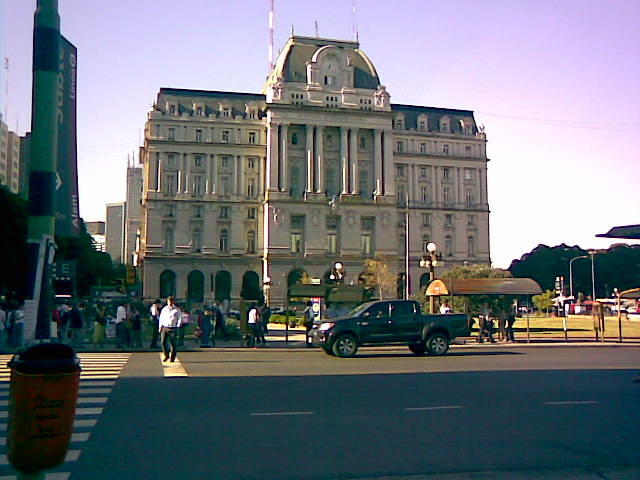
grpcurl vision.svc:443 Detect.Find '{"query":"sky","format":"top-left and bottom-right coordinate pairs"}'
top-left (2, 0), bottom-right (639, 268)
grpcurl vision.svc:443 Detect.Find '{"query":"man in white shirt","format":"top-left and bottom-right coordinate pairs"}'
top-left (247, 304), bottom-right (258, 347)
top-left (114, 303), bottom-right (129, 348)
top-left (159, 296), bottom-right (182, 362)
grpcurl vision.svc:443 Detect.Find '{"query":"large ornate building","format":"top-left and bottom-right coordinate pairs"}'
top-left (138, 36), bottom-right (490, 305)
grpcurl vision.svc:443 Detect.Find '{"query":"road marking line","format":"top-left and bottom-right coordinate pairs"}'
top-left (0, 473), bottom-right (70, 480)
top-left (75, 407), bottom-right (103, 415)
top-left (250, 411), bottom-right (314, 416)
top-left (0, 412), bottom-right (6, 419)
top-left (159, 353), bottom-right (188, 377)
top-left (73, 419), bottom-right (97, 428)
top-left (0, 400), bottom-right (6, 407)
top-left (544, 401), bottom-right (599, 405)
top-left (71, 432), bottom-right (90, 442)
top-left (405, 405), bottom-right (464, 411)
top-left (80, 381), bottom-right (116, 387)
top-left (79, 388), bottom-right (112, 394)
top-left (76, 396), bottom-right (108, 404)
top-left (80, 375), bottom-right (118, 380)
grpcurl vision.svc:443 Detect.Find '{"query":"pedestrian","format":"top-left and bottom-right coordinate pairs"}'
top-left (68, 303), bottom-right (85, 348)
top-left (199, 306), bottom-right (213, 348)
top-left (178, 309), bottom-right (190, 347)
top-left (439, 301), bottom-right (452, 314)
top-left (93, 302), bottom-right (107, 348)
top-left (497, 312), bottom-right (507, 341)
top-left (115, 302), bottom-right (128, 349)
top-left (247, 303), bottom-right (259, 348)
top-left (9, 302), bottom-right (24, 349)
top-left (149, 299), bottom-right (161, 348)
top-left (0, 303), bottom-right (6, 352)
top-left (303, 301), bottom-right (314, 347)
top-left (505, 309), bottom-right (516, 342)
top-left (213, 302), bottom-right (229, 341)
top-left (261, 305), bottom-right (271, 335)
top-left (130, 307), bottom-right (142, 348)
top-left (256, 305), bottom-right (267, 346)
top-left (159, 296), bottom-right (182, 362)
top-left (58, 303), bottom-right (70, 344)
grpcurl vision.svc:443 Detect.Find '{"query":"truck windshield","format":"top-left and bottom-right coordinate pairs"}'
top-left (346, 302), bottom-right (374, 317)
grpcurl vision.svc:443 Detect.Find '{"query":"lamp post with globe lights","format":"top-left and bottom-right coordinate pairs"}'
top-left (420, 242), bottom-right (442, 313)
top-left (329, 261), bottom-right (346, 285)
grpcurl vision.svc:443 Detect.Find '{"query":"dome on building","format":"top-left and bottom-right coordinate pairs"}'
top-left (263, 36), bottom-right (381, 91)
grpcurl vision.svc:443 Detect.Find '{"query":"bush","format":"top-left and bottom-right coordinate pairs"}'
top-left (269, 314), bottom-right (303, 326)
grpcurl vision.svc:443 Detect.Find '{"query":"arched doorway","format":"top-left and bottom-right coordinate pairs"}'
top-left (187, 270), bottom-right (205, 303)
top-left (240, 271), bottom-right (261, 301)
top-left (214, 270), bottom-right (232, 302)
top-left (159, 270), bottom-right (176, 298)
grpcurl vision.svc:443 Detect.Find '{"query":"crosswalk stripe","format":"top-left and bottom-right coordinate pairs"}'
top-left (0, 473), bottom-right (70, 480)
top-left (79, 388), bottom-right (112, 394)
top-left (159, 353), bottom-right (189, 377)
top-left (76, 397), bottom-right (108, 404)
top-left (75, 407), bottom-right (103, 415)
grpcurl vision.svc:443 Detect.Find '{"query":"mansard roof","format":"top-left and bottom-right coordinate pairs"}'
top-left (154, 88), bottom-right (266, 117)
top-left (267, 36), bottom-right (380, 89)
top-left (391, 103), bottom-right (479, 134)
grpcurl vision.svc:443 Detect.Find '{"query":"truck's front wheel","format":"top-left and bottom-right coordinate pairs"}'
top-left (426, 333), bottom-right (449, 356)
top-left (332, 334), bottom-right (358, 357)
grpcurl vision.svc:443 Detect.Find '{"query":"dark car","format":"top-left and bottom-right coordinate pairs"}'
top-left (310, 299), bottom-right (470, 357)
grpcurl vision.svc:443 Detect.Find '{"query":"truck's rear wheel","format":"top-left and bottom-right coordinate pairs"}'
top-left (409, 343), bottom-right (426, 355)
top-left (332, 334), bottom-right (358, 357)
top-left (426, 333), bottom-right (449, 356)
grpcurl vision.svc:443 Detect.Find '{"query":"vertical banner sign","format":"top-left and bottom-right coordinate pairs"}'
top-left (55, 36), bottom-right (80, 237)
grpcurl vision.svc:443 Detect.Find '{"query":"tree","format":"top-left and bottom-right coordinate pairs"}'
top-left (359, 259), bottom-right (397, 300)
top-left (0, 187), bottom-right (28, 302)
top-left (532, 289), bottom-right (555, 314)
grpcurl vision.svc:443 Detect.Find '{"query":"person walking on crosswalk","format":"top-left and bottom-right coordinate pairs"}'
top-left (159, 296), bottom-right (182, 362)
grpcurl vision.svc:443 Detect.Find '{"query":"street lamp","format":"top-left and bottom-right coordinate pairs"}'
top-left (569, 252), bottom-right (596, 303)
top-left (569, 255), bottom-right (588, 300)
top-left (420, 242), bottom-right (442, 313)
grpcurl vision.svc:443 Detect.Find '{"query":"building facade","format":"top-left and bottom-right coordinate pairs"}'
top-left (105, 202), bottom-right (125, 264)
top-left (139, 36), bottom-right (490, 305)
top-left (0, 121), bottom-right (21, 194)
top-left (124, 163), bottom-right (143, 265)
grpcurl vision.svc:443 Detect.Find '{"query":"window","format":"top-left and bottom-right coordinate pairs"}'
top-left (163, 227), bottom-right (174, 252)
top-left (420, 186), bottom-right (429, 204)
top-left (193, 205), bottom-right (203, 218)
top-left (191, 229), bottom-right (202, 252)
top-left (222, 107), bottom-right (230, 118)
top-left (195, 129), bottom-right (203, 142)
top-left (247, 178), bottom-right (256, 198)
top-left (291, 215), bottom-right (305, 254)
top-left (467, 214), bottom-right (476, 226)
top-left (465, 169), bottom-right (472, 181)
top-left (361, 217), bottom-right (374, 256)
top-left (246, 231), bottom-right (256, 254)
top-left (195, 106), bottom-right (203, 116)
top-left (440, 117), bottom-right (450, 133)
top-left (221, 156), bottom-right (230, 168)
top-left (248, 207), bottom-right (257, 219)
top-left (420, 143), bottom-right (427, 154)
top-left (326, 216), bottom-right (340, 255)
top-left (418, 120), bottom-right (426, 131)
top-left (420, 167), bottom-right (429, 179)
top-left (398, 234), bottom-right (406, 255)
top-left (222, 130), bottom-right (230, 143)
top-left (165, 174), bottom-right (177, 195)
top-left (358, 171), bottom-right (369, 197)
top-left (194, 154), bottom-right (204, 167)
top-left (220, 176), bottom-right (230, 197)
top-left (396, 141), bottom-right (404, 153)
top-left (168, 128), bottom-right (176, 141)
top-left (445, 235), bottom-right (453, 257)
top-left (394, 117), bottom-right (405, 129)
top-left (443, 144), bottom-right (450, 155)
top-left (248, 131), bottom-right (257, 144)
top-left (445, 214), bottom-right (453, 227)
top-left (291, 215), bottom-right (304, 229)
top-left (396, 164), bottom-right (407, 178)
top-left (422, 213), bottom-right (431, 227)
top-left (442, 167), bottom-right (450, 180)
top-left (166, 204), bottom-right (176, 217)
top-left (168, 103), bottom-right (177, 115)
top-left (289, 167), bottom-right (301, 197)
top-left (465, 145), bottom-right (472, 157)
top-left (219, 206), bottom-right (230, 218)
top-left (167, 153), bottom-right (176, 168)
top-left (360, 136), bottom-right (367, 149)
top-left (422, 234), bottom-right (431, 253)
top-left (443, 187), bottom-right (451, 206)
top-left (467, 236), bottom-right (475, 257)
top-left (219, 229), bottom-right (229, 252)
top-left (397, 184), bottom-right (407, 206)
top-left (465, 190), bottom-right (474, 206)
top-left (193, 176), bottom-right (204, 196)
top-left (247, 157), bottom-right (256, 170)
top-left (291, 132), bottom-right (298, 145)
top-left (248, 109), bottom-right (257, 120)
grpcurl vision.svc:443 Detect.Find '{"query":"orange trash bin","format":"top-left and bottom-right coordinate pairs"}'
top-left (7, 343), bottom-right (81, 474)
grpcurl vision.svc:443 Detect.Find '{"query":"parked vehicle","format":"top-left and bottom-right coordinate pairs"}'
top-left (310, 300), bottom-right (470, 357)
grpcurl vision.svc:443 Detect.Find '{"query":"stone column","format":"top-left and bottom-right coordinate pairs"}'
top-left (259, 156), bottom-right (266, 195)
top-left (149, 152), bottom-right (159, 191)
top-left (305, 124), bottom-right (314, 193)
top-left (266, 122), bottom-right (279, 191)
top-left (210, 154), bottom-right (217, 194)
top-left (433, 166), bottom-right (439, 207)
top-left (374, 129), bottom-right (382, 195)
top-left (457, 167), bottom-right (463, 207)
top-left (238, 155), bottom-right (245, 197)
top-left (315, 125), bottom-right (324, 193)
top-left (479, 167), bottom-right (487, 205)
top-left (349, 127), bottom-right (358, 194)
top-left (231, 153), bottom-right (237, 195)
top-left (280, 124), bottom-right (288, 192)
top-left (181, 153), bottom-right (188, 193)
top-left (204, 152), bottom-right (211, 194)
top-left (408, 164), bottom-right (414, 206)
top-left (340, 127), bottom-right (349, 194)
top-left (156, 153), bottom-right (163, 192)
top-left (382, 129), bottom-right (395, 197)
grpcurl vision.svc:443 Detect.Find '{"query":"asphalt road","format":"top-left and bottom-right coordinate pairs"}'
top-left (25, 346), bottom-right (640, 479)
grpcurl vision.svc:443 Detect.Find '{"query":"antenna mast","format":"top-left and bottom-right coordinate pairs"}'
top-left (268, 0), bottom-right (275, 73)
top-left (315, 20), bottom-right (319, 38)
top-left (352, 0), bottom-right (359, 42)
top-left (3, 57), bottom-right (8, 122)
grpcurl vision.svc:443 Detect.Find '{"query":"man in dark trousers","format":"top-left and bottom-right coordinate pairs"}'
top-left (149, 299), bottom-right (162, 349)
top-left (159, 296), bottom-right (182, 362)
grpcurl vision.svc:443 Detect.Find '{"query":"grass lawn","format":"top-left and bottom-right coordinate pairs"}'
top-left (503, 314), bottom-right (640, 341)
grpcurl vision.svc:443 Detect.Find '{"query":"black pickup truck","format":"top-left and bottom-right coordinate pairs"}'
top-left (310, 299), bottom-right (470, 357)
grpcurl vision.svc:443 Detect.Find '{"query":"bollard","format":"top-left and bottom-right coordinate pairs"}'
top-left (7, 344), bottom-right (81, 476)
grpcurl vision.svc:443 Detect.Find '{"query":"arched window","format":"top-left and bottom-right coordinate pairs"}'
top-left (191, 228), bottom-right (202, 252)
top-left (445, 235), bottom-right (454, 257)
top-left (246, 230), bottom-right (256, 254)
top-left (187, 270), bottom-right (205, 303)
top-left (467, 236), bottom-right (475, 257)
top-left (439, 116), bottom-right (450, 134)
top-left (240, 271), bottom-right (261, 301)
top-left (214, 270), bottom-right (232, 301)
top-left (159, 270), bottom-right (176, 298)
top-left (163, 227), bottom-right (174, 252)
top-left (219, 228), bottom-right (229, 253)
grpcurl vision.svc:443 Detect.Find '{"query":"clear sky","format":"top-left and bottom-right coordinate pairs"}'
top-left (2, 0), bottom-right (639, 267)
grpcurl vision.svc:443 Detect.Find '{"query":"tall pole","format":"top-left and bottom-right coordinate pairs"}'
top-left (569, 255), bottom-right (588, 300)
top-left (590, 252), bottom-right (596, 301)
top-left (405, 202), bottom-right (409, 300)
